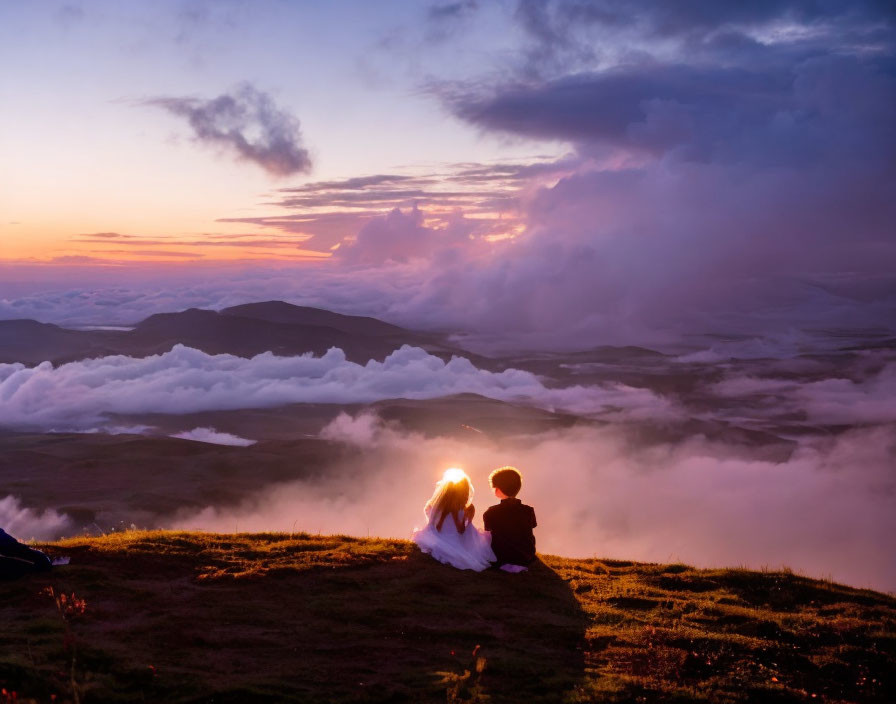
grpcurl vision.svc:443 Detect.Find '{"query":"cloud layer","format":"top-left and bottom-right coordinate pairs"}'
top-left (0, 344), bottom-right (672, 430)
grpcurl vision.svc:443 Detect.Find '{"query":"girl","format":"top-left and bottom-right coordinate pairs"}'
top-left (412, 468), bottom-right (495, 571)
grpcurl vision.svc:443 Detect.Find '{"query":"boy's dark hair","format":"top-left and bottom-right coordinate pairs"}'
top-left (489, 466), bottom-right (522, 497)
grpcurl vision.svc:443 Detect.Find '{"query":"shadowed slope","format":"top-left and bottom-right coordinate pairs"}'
top-left (0, 320), bottom-right (123, 366)
top-left (220, 301), bottom-right (408, 337)
top-left (1, 532), bottom-right (894, 703)
top-left (0, 301), bottom-right (464, 366)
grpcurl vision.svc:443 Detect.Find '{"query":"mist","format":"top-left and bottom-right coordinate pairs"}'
top-left (170, 427), bottom-right (257, 446)
top-left (0, 495), bottom-right (72, 542)
top-left (169, 412), bottom-right (896, 593)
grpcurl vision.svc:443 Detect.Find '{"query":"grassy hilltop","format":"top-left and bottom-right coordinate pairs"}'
top-left (1, 532), bottom-right (894, 703)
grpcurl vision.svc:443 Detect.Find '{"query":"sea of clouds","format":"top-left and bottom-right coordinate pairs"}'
top-left (1, 340), bottom-right (894, 591)
top-left (4, 341), bottom-right (895, 432)
top-left (0, 343), bottom-right (676, 430)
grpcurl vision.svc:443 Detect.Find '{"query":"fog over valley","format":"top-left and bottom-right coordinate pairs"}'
top-left (2, 302), bottom-right (893, 592)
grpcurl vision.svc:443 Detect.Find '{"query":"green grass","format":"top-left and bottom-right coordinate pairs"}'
top-left (1, 531), bottom-right (894, 703)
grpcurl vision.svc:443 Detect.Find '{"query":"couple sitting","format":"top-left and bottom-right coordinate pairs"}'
top-left (413, 466), bottom-right (536, 573)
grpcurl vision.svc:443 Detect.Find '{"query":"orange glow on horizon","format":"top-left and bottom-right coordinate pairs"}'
top-left (0, 184), bottom-right (525, 265)
top-left (0, 222), bottom-right (332, 265)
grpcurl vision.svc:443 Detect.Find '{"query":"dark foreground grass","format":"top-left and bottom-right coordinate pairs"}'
top-left (1, 532), bottom-right (894, 703)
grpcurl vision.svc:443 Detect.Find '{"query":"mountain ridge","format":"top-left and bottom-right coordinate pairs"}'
top-left (0, 301), bottom-right (466, 366)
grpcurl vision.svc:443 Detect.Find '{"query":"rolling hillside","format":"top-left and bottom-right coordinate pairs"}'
top-left (1, 532), bottom-right (893, 703)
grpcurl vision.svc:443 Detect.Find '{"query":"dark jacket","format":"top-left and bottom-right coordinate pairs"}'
top-left (483, 498), bottom-right (537, 566)
top-left (0, 528), bottom-right (52, 579)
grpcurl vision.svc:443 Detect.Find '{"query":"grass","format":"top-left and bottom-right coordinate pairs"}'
top-left (1, 531), bottom-right (893, 703)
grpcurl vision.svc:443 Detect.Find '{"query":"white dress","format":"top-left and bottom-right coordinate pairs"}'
top-left (412, 507), bottom-right (496, 571)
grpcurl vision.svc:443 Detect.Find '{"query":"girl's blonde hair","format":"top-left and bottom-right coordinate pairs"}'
top-left (425, 469), bottom-right (473, 533)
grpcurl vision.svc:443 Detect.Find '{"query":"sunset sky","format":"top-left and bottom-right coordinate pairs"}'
top-left (1, 1), bottom-right (561, 262)
top-left (1, 0), bottom-right (894, 347)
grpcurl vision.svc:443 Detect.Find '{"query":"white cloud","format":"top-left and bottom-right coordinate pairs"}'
top-left (0, 344), bottom-right (675, 430)
top-left (170, 427), bottom-right (257, 446)
top-left (0, 495), bottom-right (72, 541)
top-left (318, 412), bottom-right (383, 446)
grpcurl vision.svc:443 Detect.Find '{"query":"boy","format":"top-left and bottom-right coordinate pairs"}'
top-left (483, 466), bottom-right (537, 573)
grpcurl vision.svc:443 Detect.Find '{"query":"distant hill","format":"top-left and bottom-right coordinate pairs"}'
top-left (0, 319), bottom-right (123, 366)
top-left (1, 531), bottom-right (893, 703)
top-left (221, 301), bottom-right (407, 337)
top-left (127, 307), bottom-right (400, 360)
top-left (0, 301), bottom-right (464, 366)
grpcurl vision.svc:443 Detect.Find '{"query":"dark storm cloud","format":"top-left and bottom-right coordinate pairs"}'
top-left (437, 0), bottom-right (896, 164)
top-left (514, 0), bottom-right (895, 38)
top-left (143, 83), bottom-right (312, 177)
top-left (510, 0), bottom-right (894, 73)
top-left (408, 0), bottom-right (896, 346)
top-left (446, 53), bottom-right (896, 165)
top-left (447, 64), bottom-right (799, 160)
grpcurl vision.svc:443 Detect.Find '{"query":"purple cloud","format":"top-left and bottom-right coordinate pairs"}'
top-left (507, 0), bottom-right (894, 76)
top-left (144, 83), bottom-right (312, 177)
top-left (445, 56), bottom-right (896, 165)
top-left (405, 1), bottom-right (896, 347)
top-left (217, 161), bottom-right (550, 249)
top-left (337, 206), bottom-right (486, 265)
top-left (0, 343), bottom-right (670, 430)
